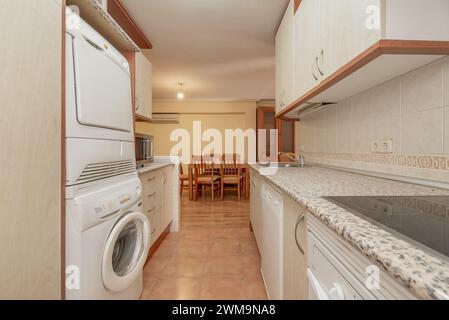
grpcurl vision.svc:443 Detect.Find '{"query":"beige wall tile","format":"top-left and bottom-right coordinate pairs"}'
top-left (444, 57), bottom-right (449, 107)
top-left (444, 107), bottom-right (449, 153)
top-left (372, 78), bottom-right (401, 120)
top-left (336, 100), bottom-right (351, 152)
top-left (350, 122), bottom-right (372, 153)
top-left (402, 108), bottom-right (443, 154)
top-left (351, 90), bottom-right (372, 123)
top-left (402, 60), bottom-right (443, 114)
top-left (372, 117), bottom-right (402, 153)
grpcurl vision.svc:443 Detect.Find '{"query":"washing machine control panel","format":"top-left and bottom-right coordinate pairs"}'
top-left (68, 177), bottom-right (143, 232)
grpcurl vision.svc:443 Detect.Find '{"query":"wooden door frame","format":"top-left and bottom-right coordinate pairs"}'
top-left (256, 107), bottom-right (275, 162)
top-left (276, 117), bottom-right (296, 155)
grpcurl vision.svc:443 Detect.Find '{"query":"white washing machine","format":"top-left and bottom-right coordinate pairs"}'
top-left (66, 175), bottom-right (150, 300)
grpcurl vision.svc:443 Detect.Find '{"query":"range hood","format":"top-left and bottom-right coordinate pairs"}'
top-left (284, 102), bottom-right (335, 120)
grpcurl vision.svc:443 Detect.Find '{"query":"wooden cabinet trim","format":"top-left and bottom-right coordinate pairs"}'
top-left (294, 0), bottom-right (301, 14)
top-left (276, 40), bottom-right (449, 118)
top-left (108, 0), bottom-right (152, 49)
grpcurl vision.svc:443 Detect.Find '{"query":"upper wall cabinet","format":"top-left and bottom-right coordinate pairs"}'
top-left (275, 0), bottom-right (295, 114)
top-left (319, 0), bottom-right (381, 79)
top-left (294, 0), bottom-right (320, 103)
top-left (294, 0), bottom-right (381, 100)
top-left (277, 0), bottom-right (449, 118)
top-left (135, 52), bottom-right (153, 120)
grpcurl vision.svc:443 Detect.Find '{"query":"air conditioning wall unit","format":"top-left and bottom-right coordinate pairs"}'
top-left (151, 113), bottom-right (181, 124)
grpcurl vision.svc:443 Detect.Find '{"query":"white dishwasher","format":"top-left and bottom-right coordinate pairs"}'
top-left (261, 181), bottom-right (283, 300)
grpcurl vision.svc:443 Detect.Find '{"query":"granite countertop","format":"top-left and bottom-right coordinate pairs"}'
top-left (250, 164), bottom-right (449, 300)
top-left (137, 162), bottom-right (173, 175)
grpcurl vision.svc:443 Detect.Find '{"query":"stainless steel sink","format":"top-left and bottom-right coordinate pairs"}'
top-left (258, 162), bottom-right (304, 168)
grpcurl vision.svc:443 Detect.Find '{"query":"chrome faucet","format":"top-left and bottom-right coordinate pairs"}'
top-left (284, 153), bottom-right (305, 167)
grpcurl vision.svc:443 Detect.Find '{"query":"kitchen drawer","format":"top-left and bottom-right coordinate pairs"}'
top-left (147, 207), bottom-right (162, 245)
top-left (141, 171), bottom-right (161, 195)
top-left (143, 188), bottom-right (162, 213)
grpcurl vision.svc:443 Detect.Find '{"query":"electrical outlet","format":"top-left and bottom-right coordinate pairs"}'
top-left (381, 139), bottom-right (393, 154)
top-left (371, 139), bottom-right (393, 154)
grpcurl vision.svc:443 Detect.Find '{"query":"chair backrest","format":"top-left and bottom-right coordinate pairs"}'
top-left (221, 154), bottom-right (241, 176)
top-left (193, 155), bottom-right (216, 178)
top-left (179, 162), bottom-right (184, 175)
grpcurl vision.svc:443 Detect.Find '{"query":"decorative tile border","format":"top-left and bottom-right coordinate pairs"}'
top-left (303, 152), bottom-right (449, 171)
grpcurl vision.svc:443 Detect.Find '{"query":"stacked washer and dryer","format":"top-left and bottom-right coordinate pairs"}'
top-left (65, 8), bottom-right (150, 300)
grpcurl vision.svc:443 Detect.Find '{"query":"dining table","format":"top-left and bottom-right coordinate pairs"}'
top-left (187, 163), bottom-right (250, 201)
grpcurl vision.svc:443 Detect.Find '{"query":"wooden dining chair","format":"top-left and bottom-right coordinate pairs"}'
top-left (179, 163), bottom-right (190, 196)
top-left (221, 154), bottom-right (244, 200)
top-left (193, 155), bottom-right (221, 201)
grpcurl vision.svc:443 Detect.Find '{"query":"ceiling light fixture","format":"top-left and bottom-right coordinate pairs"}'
top-left (177, 82), bottom-right (185, 100)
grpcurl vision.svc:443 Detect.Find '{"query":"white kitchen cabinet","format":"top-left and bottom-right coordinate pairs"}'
top-left (140, 166), bottom-right (176, 247)
top-left (250, 168), bottom-right (262, 250)
top-left (293, 0), bottom-right (321, 100)
top-left (141, 170), bottom-right (162, 244)
top-left (275, 0), bottom-right (295, 113)
top-left (280, 0), bottom-right (449, 117)
top-left (295, 0), bottom-right (381, 99)
top-left (161, 166), bottom-right (174, 229)
top-left (320, 0), bottom-right (381, 78)
top-left (135, 52), bottom-right (153, 120)
top-left (283, 196), bottom-right (307, 300)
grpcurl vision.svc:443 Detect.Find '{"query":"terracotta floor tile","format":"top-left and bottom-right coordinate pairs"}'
top-left (204, 256), bottom-right (247, 277)
top-left (208, 240), bottom-right (242, 257)
top-left (162, 256), bottom-right (206, 277)
top-left (141, 277), bottom-right (158, 299)
top-left (236, 229), bottom-right (257, 241)
top-left (148, 277), bottom-right (201, 300)
top-left (182, 229), bottom-right (211, 241)
top-left (240, 240), bottom-right (260, 257)
top-left (199, 276), bottom-right (247, 300)
top-left (153, 241), bottom-right (178, 257)
top-left (208, 229), bottom-right (241, 240)
top-left (143, 255), bottom-right (172, 276)
top-left (176, 239), bottom-right (209, 257)
top-left (246, 275), bottom-right (268, 300)
top-left (142, 194), bottom-right (267, 300)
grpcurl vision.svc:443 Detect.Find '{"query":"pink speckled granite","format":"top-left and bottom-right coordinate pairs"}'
top-left (250, 164), bottom-right (449, 300)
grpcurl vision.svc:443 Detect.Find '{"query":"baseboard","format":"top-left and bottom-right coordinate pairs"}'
top-left (144, 222), bottom-right (172, 266)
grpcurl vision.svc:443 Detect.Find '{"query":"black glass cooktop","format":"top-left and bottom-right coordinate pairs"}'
top-left (324, 196), bottom-right (449, 260)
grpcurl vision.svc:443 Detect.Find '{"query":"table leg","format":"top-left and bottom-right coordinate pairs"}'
top-left (188, 164), bottom-right (193, 201)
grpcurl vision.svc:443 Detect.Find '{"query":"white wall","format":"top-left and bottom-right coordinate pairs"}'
top-left (297, 56), bottom-right (449, 184)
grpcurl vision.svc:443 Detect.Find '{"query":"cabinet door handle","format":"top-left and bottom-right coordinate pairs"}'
top-left (151, 227), bottom-right (156, 235)
top-left (147, 206), bottom-right (156, 214)
top-left (147, 176), bottom-right (156, 182)
top-left (295, 213), bottom-right (306, 255)
top-left (316, 50), bottom-right (324, 76)
top-left (148, 192), bottom-right (156, 198)
top-left (135, 97), bottom-right (140, 111)
top-left (312, 61), bottom-right (318, 81)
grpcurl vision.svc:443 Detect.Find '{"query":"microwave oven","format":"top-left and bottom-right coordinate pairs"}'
top-left (135, 134), bottom-right (154, 167)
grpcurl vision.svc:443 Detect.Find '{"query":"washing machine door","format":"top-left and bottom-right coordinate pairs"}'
top-left (102, 212), bottom-right (150, 292)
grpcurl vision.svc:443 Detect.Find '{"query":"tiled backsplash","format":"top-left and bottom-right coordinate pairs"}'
top-left (297, 56), bottom-right (449, 185)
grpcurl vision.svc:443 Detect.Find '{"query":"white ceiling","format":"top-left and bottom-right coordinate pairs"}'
top-left (121, 0), bottom-right (289, 101)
